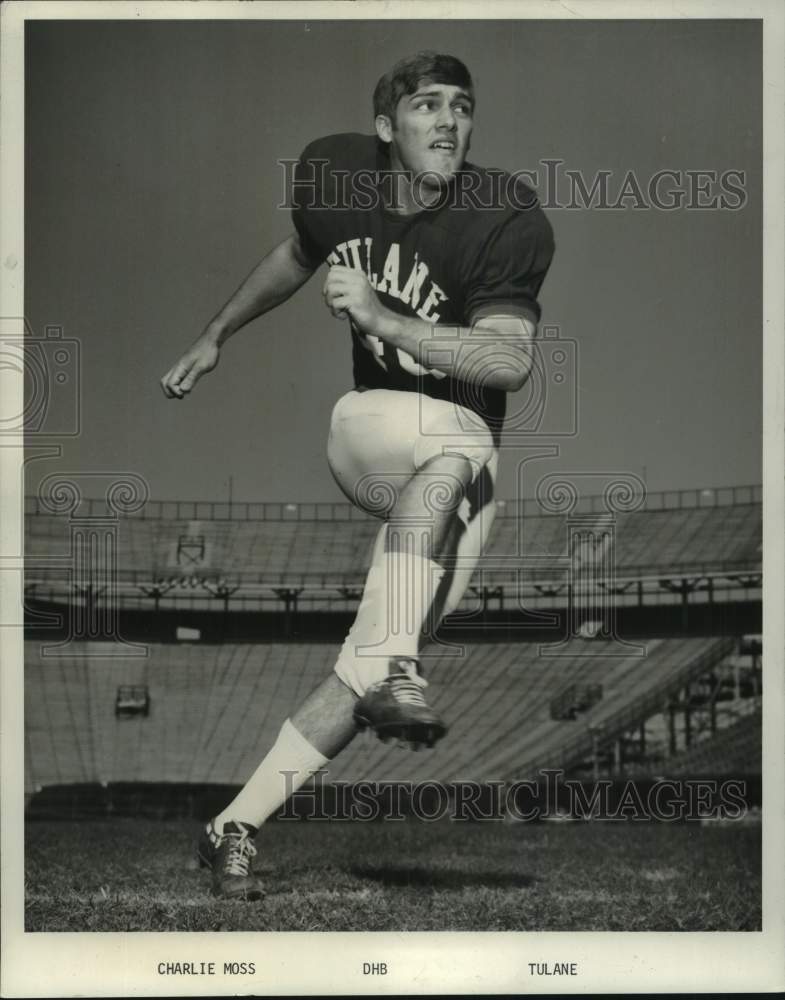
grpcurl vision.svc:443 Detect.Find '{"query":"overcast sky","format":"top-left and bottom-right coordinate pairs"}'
top-left (24, 18), bottom-right (761, 505)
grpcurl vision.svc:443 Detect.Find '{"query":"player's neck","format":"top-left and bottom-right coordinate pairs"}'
top-left (385, 149), bottom-right (445, 216)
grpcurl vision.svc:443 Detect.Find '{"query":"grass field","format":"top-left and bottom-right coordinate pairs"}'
top-left (25, 816), bottom-right (761, 932)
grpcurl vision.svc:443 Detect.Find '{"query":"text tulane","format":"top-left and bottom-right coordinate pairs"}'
top-left (529, 962), bottom-right (578, 976)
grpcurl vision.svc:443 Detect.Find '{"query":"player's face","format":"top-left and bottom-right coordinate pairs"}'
top-left (379, 82), bottom-right (474, 188)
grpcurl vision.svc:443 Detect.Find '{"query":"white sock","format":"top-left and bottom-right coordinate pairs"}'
top-left (372, 550), bottom-right (444, 656)
top-left (333, 548), bottom-right (445, 696)
top-left (214, 719), bottom-right (328, 831)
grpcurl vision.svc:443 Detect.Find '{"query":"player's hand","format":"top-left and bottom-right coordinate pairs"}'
top-left (160, 334), bottom-right (220, 399)
top-left (323, 265), bottom-right (386, 335)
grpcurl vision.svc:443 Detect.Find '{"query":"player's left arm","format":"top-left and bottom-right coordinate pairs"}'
top-left (322, 266), bottom-right (536, 392)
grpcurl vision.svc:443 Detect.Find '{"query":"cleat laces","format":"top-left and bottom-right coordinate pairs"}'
top-left (388, 671), bottom-right (428, 707)
top-left (223, 829), bottom-right (257, 877)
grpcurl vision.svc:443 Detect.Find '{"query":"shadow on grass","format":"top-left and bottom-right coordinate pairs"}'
top-left (350, 864), bottom-right (537, 889)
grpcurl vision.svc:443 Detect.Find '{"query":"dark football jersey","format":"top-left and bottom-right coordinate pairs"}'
top-left (291, 133), bottom-right (555, 432)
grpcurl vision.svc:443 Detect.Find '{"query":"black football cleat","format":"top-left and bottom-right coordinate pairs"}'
top-left (197, 820), bottom-right (264, 901)
top-left (353, 656), bottom-right (447, 750)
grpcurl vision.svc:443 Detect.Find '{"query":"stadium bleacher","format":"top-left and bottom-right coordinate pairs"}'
top-left (23, 484), bottom-right (762, 804)
top-left (24, 489), bottom-right (762, 588)
top-left (24, 635), bottom-right (741, 793)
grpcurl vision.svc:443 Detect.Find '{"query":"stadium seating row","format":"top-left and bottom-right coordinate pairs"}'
top-left (25, 500), bottom-right (762, 584)
top-left (24, 636), bottom-right (740, 791)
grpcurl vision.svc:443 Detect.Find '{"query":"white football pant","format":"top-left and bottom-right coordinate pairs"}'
top-left (326, 388), bottom-right (499, 695)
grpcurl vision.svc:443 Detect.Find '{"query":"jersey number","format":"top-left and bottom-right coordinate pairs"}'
top-left (363, 331), bottom-right (445, 379)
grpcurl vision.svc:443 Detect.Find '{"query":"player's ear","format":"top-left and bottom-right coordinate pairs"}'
top-left (375, 114), bottom-right (393, 143)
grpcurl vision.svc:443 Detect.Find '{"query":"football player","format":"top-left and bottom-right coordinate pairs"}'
top-left (160, 51), bottom-right (554, 900)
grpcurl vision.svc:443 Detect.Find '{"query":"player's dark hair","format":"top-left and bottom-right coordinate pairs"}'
top-left (373, 51), bottom-right (474, 124)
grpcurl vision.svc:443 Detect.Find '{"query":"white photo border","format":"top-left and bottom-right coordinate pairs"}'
top-left (1, 1), bottom-right (783, 995)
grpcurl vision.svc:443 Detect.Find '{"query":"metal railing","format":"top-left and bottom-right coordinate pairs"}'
top-left (23, 483), bottom-right (763, 522)
top-left (22, 562), bottom-right (763, 591)
top-left (511, 636), bottom-right (737, 781)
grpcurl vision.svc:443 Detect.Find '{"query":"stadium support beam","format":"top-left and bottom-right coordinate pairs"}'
top-left (613, 738), bottom-right (623, 776)
top-left (658, 577), bottom-right (703, 630)
top-left (139, 581), bottom-right (177, 613)
top-left (202, 580), bottom-right (240, 615)
top-left (750, 646), bottom-right (762, 696)
top-left (469, 585), bottom-right (505, 615)
top-left (589, 727), bottom-right (600, 782)
top-left (668, 701), bottom-right (677, 756)
top-left (337, 587), bottom-right (363, 602)
top-left (273, 588), bottom-right (304, 637)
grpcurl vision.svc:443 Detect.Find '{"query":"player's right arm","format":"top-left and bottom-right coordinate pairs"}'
top-left (160, 231), bottom-right (317, 399)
